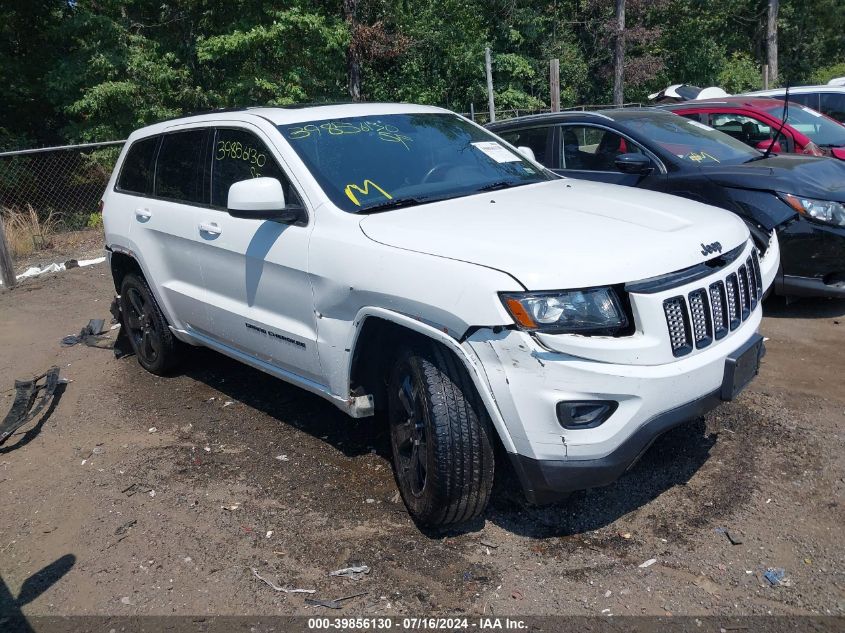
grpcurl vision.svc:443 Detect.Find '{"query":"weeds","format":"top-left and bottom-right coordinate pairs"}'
top-left (1, 205), bottom-right (57, 258)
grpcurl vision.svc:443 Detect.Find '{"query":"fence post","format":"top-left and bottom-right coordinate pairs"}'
top-left (550, 59), bottom-right (560, 112)
top-left (0, 218), bottom-right (16, 290)
top-left (485, 47), bottom-right (496, 123)
top-left (763, 64), bottom-right (769, 89)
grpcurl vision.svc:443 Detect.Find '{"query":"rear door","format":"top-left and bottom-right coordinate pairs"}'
top-left (125, 127), bottom-right (212, 331)
top-left (195, 124), bottom-right (322, 383)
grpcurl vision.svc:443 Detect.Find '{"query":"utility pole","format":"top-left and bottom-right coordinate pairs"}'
top-left (550, 59), bottom-right (560, 112)
top-left (766, 0), bottom-right (779, 87)
top-left (485, 47), bottom-right (495, 122)
top-left (613, 0), bottom-right (625, 106)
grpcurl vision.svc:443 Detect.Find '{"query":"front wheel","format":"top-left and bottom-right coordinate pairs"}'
top-left (388, 342), bottom-right (495, 527)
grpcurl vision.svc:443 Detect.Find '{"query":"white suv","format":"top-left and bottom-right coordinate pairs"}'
top-left (102, 104), bottom-right (771, 526)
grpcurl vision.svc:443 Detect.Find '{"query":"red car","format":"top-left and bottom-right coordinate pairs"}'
top-left (664, 96), bottom-right (845, 161)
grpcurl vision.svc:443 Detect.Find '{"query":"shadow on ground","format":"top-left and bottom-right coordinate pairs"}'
top-left (0, 554), bottom-right (75, 633)
top-left (177, 347), bottom-right (721, 539)
top-left (763, 295), bottom-right (845, 320)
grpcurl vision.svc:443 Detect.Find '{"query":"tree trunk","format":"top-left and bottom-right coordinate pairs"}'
top-left (767, 0), bottom-right (779, 87)
top-left (613, 0), bottom-right (625, 106)
top-left (344, 0), bottom-right (362, 101)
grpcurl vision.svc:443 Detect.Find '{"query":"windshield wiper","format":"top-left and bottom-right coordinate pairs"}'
top-left (476, 180), bottom-right (523, 192)
top-left (358, 196), bottom-right (428, 213)
top-left (818, 143), bottom-right (845, 148)
top-left (743, 154), bottom-right (771, 163)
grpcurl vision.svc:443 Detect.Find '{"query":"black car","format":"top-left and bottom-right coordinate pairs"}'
top-left (487, 109), bottom-right (845, 299)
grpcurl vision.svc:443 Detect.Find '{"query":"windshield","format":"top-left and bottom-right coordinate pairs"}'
top-left (280, 113), bottom-right (550, 212)
top-left (763, 103), bottom-right (845, 147)
top-left (625, 114), bottom-right (760, 165)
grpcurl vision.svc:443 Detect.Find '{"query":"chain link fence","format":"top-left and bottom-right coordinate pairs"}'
top-left (0, 141), bottom-right (125, 236)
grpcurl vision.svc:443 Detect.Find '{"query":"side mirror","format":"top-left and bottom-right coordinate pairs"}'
top-left (614, 152), bottom-right (652, 175)
top-left (227, 177), bottom-right (306, 225)
top-left (832, 147), bottom-right (845, 160)
top-left (516, 146), bottom-right (536, 162)
top-left (755, 139), bottom-right (782, 153)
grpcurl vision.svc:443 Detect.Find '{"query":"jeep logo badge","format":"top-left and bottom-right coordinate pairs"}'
top-left (700, 241), bottom-right (722, 256)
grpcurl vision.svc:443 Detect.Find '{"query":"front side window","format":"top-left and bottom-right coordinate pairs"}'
top-left (558, 125), bottom-right (645, 171)
top-left (497, 127), bottom-right (550, 164)
top-left (212, 128), bottom-right (300, 208)
top-left (708, 112), bottom-right (787, 148)
top-left (280, 113), bottom-right (550, 212)
top-left (117, 136), bottom-right (160, 195)
top-left (155, 129), bottom-right (211, 204)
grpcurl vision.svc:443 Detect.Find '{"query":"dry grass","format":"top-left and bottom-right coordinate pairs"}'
top-left (1, 205), bottom-right (57, 258)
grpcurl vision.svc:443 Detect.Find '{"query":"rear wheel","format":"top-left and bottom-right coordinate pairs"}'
top-left (119, 273), bottom-right (180, 375)
top-left (388, 341), bottom-right (495, 527)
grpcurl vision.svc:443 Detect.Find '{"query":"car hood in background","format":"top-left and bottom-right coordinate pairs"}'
top-left (703, 154), bottom-right (845, 202)
top-left (358, 180), bottom-right (748, 290)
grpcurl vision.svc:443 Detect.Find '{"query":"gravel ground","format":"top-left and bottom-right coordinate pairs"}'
top-left (0, 244), bottom-right (843, 619)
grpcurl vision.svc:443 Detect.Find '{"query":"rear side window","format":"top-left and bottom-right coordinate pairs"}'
top-left (211, 128), bottom-right (299, 208)
top-left (819, 92), bottom-right (845, 123)
top-left (155, 129), bottom-right (212, 204)
top-left (116, 136), bottom-right (159, 195)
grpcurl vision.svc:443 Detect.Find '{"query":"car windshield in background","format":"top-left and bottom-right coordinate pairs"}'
top-left (763, 103), bottom-right (845, 147)
top-left (625, 114), bottom-right (760, 165)
top-left (281, 113), bottom-right (550, 212)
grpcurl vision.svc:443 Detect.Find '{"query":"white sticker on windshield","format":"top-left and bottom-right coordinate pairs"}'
top-left (471, 141), bottom-right (521, 162)
top-left (687, 120), bottom-right (716, 132)
top-left (801, 106), bottom-right (823, 118)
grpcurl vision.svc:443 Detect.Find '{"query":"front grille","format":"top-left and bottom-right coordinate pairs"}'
top-left (663, 248), bottom-right (761, 357)
top-left (663, 296), bottom-right (692, 357)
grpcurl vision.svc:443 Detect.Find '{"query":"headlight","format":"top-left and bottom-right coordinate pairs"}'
top-left (500, 287), bottom-right (629, 335)
top-left (778, 193), bottom-right (845, 227)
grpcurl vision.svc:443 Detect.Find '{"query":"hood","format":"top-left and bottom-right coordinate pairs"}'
top-left (703, 154), bottom-right (845, 202)
top-left (358, 180), bottom-right (749, 290)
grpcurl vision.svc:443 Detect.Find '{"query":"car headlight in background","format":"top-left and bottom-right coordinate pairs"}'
top-left (778, 193), bottom-right (845, 227)
top-left (500, 287), bottom-right (629, 335)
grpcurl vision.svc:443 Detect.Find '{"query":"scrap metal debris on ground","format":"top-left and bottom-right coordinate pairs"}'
top-left (0, 367), bottom-right (62, 447)
top-left (305, 592), bottom-right (368, 610)
top-left (329, 565), bottom-right (371, 580)
top-left (250, 568), bottom-right (315, 594)
top-left (61, 319), bottom-right (109, 348)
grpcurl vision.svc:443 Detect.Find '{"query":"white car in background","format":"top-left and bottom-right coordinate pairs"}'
top-left (102, 104), bottom-right (771, 526)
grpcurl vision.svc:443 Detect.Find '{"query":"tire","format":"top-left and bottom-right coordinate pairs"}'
top-left (387, 341), bottom-right (495, 527)
top-left (119, 273), bottom-right (181, 375)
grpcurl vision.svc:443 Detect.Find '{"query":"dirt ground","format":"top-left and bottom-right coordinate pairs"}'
top-left (0, 235), bottom-right (843, 619)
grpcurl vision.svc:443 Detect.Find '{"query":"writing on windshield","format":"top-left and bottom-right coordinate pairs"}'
top-left (282, 113), bottom-right (548, 212)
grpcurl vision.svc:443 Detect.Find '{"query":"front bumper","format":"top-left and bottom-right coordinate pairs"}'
top-left (508, 388), bottom-right (722, 504)
top-left (480, 332), bottom-right (764, 504)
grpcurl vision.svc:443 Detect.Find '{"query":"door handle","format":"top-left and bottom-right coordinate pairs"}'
top-left (135, 207), bottom-right (152, 220)
top-left (199, 221), bottom-right (222, 235)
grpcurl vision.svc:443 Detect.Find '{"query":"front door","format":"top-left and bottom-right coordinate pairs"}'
top-left (195, 125), bottom-right (322, 383)
top-left (554, 124), bottom-right (656, 186)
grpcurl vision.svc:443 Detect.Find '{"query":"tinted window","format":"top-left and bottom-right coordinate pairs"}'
top-left (116, 136), bottom-right (159, 195)
top-left (558, 125), bottom-right (646, 171)
top-left (154, 129), bottom-right (211, 204)
top-left (819, 92), bottom-right (845, 123)
top-left (212, 128), bottom-right (299, 208)
top-left (622, 114), bottom-right (759, 165)
top-left (498, 127), bottom-right (549, 164)
top-left (281, 113), bottom-right (549, 213)
top-left (708, 113), bottom-right (788, 147)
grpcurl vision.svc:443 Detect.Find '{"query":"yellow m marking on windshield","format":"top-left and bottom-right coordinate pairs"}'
top-left (344, 180), bottom-right (392, 207)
